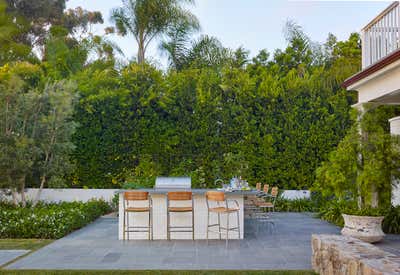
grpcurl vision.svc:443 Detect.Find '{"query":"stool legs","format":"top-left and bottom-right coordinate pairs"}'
top-left (237, 210), bottom-right (241, 239)
top-left (123, 210), bottom-right (126, 240)
top-left (226, 213), bottom-right (229, 246)
top-left (123, 211), bottom-right (152, 240)
top-left (167, 211), bottom-right (195, 240)
top-left (206, 211), bottom-right (240, 243)
top-left (218, 213), bottom-right (221, 240)
top-left (192, 210), bottom-right (195, 240)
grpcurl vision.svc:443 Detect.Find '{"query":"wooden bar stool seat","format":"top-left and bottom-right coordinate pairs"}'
top-left (206, 191), bottom-right (240, 245)
top-left (125, 207), bottom-right (151, 212)
top-left (208, 206), bottom-right (239, 213)
top-left (168, 206), bottom-right (193, 212)
top-left (167, 191), bottom-right (194, 240)
top-left (123, 191), bottom-right (153, 240)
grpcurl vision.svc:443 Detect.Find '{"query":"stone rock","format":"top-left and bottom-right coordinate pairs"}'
top-left (312, 234), bottom-right (400, 275)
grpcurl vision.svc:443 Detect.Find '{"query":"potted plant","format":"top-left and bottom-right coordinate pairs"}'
top-left (315, 106), bottom-right (400, 243)
top-left (341, 208), bottom-right (385, 243)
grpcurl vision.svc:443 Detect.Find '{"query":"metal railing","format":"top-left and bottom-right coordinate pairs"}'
top-left (362, 1), bottom-right (400, 68)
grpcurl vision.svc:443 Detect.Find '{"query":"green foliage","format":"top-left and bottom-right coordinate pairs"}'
top-left (71, 31), bottom-right (360, 189)
top-left (110, 0), bottom-right (199, 63)
top-left (0, 62), bottom-right (77, 205)
top-left (0, 1), bottom-right (32, 65)
top-left (318, 200), bottom-right (353, 227)
top-left (382, 206), bottom-right (400, 234)
top-left (314, 105), bottom-right (400, 209)
top-left (318, 200), bottom-right (400, 234)
top-left (275, 198), bottom-right (316, 212)
top-left (0, 199), bottom-right (111, 238)
top-left (275, 193), bottom-right (324, 212)
top-left (1, 2), bottom-right (363, 193)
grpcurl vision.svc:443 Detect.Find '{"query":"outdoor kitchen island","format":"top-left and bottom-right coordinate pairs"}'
top-left (117, 183), bottom-right (256, 240)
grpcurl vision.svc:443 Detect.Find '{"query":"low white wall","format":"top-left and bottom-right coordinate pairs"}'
top-left (0, 188), bottom-right (118, 203)
top-left (0, 188), bottom-right (311, 203)
top-left (281, 190), bottom-right (310, 200)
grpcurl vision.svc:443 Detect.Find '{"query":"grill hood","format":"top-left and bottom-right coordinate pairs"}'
top-left (155, 177), bottom-right (191, 189)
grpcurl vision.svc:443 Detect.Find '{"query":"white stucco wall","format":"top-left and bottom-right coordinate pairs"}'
top-left (348, 59), bottom-right (400, 104)
top-left (0, 188), bottom-right (310, 203)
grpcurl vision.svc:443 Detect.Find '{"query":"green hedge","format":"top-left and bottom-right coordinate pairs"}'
top-left (0, 200), bottom-right (112, 239)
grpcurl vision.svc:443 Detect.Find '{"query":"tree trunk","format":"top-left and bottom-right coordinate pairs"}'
top-left (138, 38), bottom-right (145, 64)
top-left (371, 184), bottom-right (379, 208)
top-left (11, 188), bottom-right (19, 206)
top-left (33, 175), bottom-right (46, 207)
top-left (356, 104), bottom-right (365, 209)
top-left (19, 176), bottom-right (26, 207)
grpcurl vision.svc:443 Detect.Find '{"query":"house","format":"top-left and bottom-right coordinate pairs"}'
top-left (343, 1), bottom-right (400, 206)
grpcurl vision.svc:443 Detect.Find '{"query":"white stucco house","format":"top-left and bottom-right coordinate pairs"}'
top-left (342, 1), bottom-right (400, 206)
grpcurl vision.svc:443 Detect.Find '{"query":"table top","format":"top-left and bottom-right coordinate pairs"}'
top-left (115, 188), bottom-right (258, 195)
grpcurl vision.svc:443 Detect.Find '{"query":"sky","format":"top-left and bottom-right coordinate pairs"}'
top-left (66, 0), bottom-right (391, 66)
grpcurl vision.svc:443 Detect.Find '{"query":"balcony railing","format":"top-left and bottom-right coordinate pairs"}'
top-left (362, 1), bottom-right (400, 68)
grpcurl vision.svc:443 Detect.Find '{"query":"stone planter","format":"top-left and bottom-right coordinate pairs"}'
top-left (341, 214), bottom-right (384, 243)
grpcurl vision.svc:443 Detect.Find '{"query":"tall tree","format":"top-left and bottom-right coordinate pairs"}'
top-left (0, 63), bottom-right (77, 206)
top-left (4, 0), bottom-right (103, 59)
top-left (110, 0), bottom-right (199, 64)
top-left (0, 0), bottom-right (32, 64)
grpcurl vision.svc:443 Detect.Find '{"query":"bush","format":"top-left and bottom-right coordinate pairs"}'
top-left (317, 200), bottom-right (357, 227)
top-left (0, 200), bottom-right (112, 239)
top-left (274, 192), bottom-right (323, 212)
top-left (317, 199), bottom-right (400, 234)
top-left (383, 206), bottom-right (400, 234)
top-left (275, 197), bottom-right (316, 212)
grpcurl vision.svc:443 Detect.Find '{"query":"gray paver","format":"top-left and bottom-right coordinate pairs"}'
top-left (6, 212), bottom-right (341, 270)
top-left (0, 250), bottom-right (29, 266)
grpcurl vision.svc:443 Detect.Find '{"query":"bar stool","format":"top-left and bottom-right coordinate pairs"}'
top-left (256, 186), bottom-right (278, 212)
top-left (123, 191), bottom-right (152, 240)
top-left (206, 191), bottom-right (240, 245)
top-left (255, 182), bottom-right (262, 193)
top-left (167, 191), bottom-right (194, 240)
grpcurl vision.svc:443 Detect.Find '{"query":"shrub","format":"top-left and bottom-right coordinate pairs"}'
top-left (317, 199), bottom-right (400, 234)
top-left (317, 200), bottom-right (356, 227)
top-left (0, 200), bottom-right (112, 239)
top-left (382, 206), bottom-right (400, 234)
top-left (274, 192), bottom-right (323, 213)
top-left (275, 197), bottom-right (316, 212)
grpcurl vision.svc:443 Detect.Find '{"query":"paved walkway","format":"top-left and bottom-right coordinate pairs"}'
top-left (7, 213), bottom-right (340, 270)
top-left (375, 234), bottom-right (400, 256)
top-left (0, 250), bottom-right (29, 266)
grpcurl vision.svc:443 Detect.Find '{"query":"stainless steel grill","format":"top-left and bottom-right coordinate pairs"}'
top-left (155, 177), bottom-right (191, 189)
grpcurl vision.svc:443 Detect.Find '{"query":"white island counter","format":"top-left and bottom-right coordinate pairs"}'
top-left (117, 189), bottom-right (256, 240)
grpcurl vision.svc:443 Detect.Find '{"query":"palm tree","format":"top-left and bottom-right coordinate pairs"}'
top-left (110, 0), bottom-right (199, 64)
top-left (161, 34), bottom-right (231, 70)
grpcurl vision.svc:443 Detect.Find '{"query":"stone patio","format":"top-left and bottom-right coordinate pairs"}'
top-left (5, 212), bottom-right (340, 270)
top-left (0, 250), bottom-right (29, 266)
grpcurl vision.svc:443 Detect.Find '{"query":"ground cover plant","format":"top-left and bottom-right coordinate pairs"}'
top-left (0, 200), bottom-right (111, 239)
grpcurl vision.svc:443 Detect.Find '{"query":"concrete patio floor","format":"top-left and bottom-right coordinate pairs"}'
top-left (6, 212), bottom-right (340, 270)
